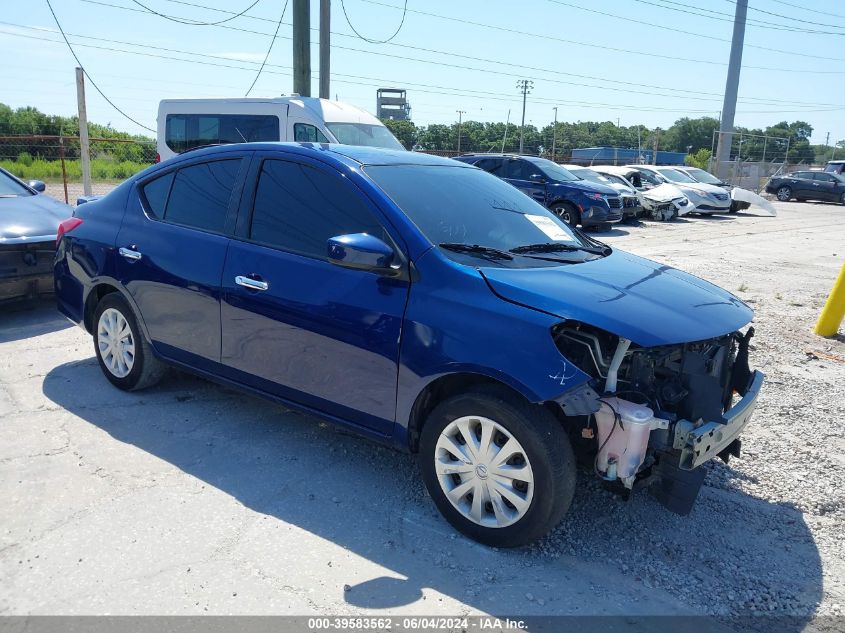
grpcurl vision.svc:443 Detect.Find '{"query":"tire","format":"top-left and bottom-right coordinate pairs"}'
top-left (776, 185), bottom-right (792, 202)
top-left (840, 192), bottom-right (845, 205)
top-left (93, 293), bottom-right (166, 391)
top-left (729, 201), bottom-right (738, 214)
top-left (550, 202), bottom-right (580, 227)
top-left (419, 385), bottom-right (576, 547)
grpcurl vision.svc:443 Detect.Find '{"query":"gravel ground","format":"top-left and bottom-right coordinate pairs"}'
top-left (1, 201), bottom-right (843, 627)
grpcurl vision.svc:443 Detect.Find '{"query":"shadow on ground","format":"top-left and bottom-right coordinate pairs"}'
top-left (0, 298), bottom-right (71, 343)
top-left (42, 359), bottom-right (823, 625)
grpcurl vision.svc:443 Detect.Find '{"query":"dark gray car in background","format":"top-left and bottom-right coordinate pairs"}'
top-left (0, 168), bottom-right (71, 302)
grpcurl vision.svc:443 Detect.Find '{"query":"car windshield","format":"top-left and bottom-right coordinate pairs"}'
top-left (364, 164), bottom-right (584, 254)
top-left (528, 159), bottom-right (580, 182)
top-left (656, 168), bottom-right (697, 184)
top-left (571, 168), bottom-right (611, 185)
top-left (0, 170), bottom-right (34, 197)
top-left (603, 173), bottom-right (630, 187)
top-left (325, 122), bottom-right (405, 151)
top-left (684, 168), bottom-right (721, 184)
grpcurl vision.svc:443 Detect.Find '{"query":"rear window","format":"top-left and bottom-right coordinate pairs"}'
top-left (825, 163), bottom-right (845, 174)
top-left (165, 114), bottom-right (279, 153)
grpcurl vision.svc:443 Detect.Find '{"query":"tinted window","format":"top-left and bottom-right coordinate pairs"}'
top-left (473, 158), bottom-right (504, 174)
top-left (165, 114), bottom-right (280, 153)
top-left (294, 123), bottom-right (330, 143)
top-left (250, 160), bottom-right (386, 258)
top-left (141, 171), bottom-right (174, 218)
top-left (813, 172), bottom-right (835, 182)
top-left (527, 159), bottom-right (580, 182)
top-left (164, 159), bottom-right (241, 232)
top-left (794, 172), bottom-right (814, 180)
top-left (502, 159), bottom-right (532, 180)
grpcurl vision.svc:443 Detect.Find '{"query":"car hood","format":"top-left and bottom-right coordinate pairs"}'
top-left (550, 180), bottom-right (617, 196)
top-left (480, 250), bottom-right (752, 347)
top-left (608, 182), bottom-right (635, 195)
top-left (641, 183), bottom-right (686, 203)
top-left (0, 193), bottom-right (71, 241)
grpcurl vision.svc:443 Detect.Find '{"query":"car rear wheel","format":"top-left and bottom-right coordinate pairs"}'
top-left (776, 185), bottom-right (792, 201)
top-left (94, 293), bottom-right (165, 391)
top-left (419, 386), bottom-right (576, 547)
top-left (550, 203), bottom-right (580, 227)
top-left (840, 192), bottom-right (845, 204)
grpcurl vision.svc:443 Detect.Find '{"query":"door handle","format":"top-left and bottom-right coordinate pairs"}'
top-left (119, 247), bottom-right (142, 261)
top-left (235, 275), bottom-right (269, 291)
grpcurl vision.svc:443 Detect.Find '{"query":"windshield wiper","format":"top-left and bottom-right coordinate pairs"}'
top-left (439, 242), bottom-right (513, 260)
top-left (509, 242), bottom-right (611, 256)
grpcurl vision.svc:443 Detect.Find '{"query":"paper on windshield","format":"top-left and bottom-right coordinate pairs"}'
top-left (525, 214), bottom-right (572, 241)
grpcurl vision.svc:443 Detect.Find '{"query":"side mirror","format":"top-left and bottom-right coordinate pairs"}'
top-left (29, 180), bottom-right (46, 193)
top-left (327, 233), bottom-right (397, 274)
top-left (528, 173), bottom-right (546, 183)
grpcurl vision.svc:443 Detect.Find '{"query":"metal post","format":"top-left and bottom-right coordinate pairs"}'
top-left (319, 0), bottom-right (330, 99)
top-left (516, 79), bottom-right (532, 154)
top-left (652, 128), bottom-right (660, 165)
top-left (293, 0), bottom-right (311, 96)
top-left (59, 135), bottom-right (69, 204)
top-left (501, 109), bottom-right (510, 153)
top-left (455, 110), bottom-right (465, 154)
top-left (761, 135), bottom-right (767, 165)
top-left (75, 67), bottom-right (92, 197)
top-left (551, 106), bottom-right (558, 161)
top-left (714, 0), bottom-right (748, 174)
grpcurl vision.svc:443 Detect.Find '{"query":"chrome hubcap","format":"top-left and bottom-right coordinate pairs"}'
top-left (434, 415), bottom-right (534, 528)
top-left (555, 207), bottom-right (571, 223)
top-left (777, 187), bottom-right (790, 201)
top-left (97, 308), bottom-right (135, 378)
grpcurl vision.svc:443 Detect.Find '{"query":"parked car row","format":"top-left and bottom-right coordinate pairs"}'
top-left (453, 154), bottom-right (754, 228)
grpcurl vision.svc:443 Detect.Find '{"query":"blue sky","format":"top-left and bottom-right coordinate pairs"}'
top-left (1, 0), bottom-right (843, 144)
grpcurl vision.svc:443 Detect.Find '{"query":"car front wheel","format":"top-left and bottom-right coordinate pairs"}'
top-left (840, 192), bottom-right (845, 204)
top-left (550, 203), bottom-right (580, 227)
top-left (776, 185), bottom-right (792, 201)
top-left (419, 386), bottom-right (576, 547)
top-left (93, 293), bottom-right (165, 391)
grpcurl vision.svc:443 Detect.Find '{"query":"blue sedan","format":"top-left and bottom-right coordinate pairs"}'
top-left (54, 143), bottom-right (763, 546)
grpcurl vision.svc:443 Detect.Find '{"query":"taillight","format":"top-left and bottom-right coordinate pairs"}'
top-left (155, 153), bottom-right (161, 163)
top-left (57, 217), bottom-right (83, 245)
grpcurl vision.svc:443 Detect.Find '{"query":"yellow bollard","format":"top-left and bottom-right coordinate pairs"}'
top-left (814, 263), bottom-right (845, 337)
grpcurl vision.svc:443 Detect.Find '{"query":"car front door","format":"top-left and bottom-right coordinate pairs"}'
top-left (791, 172), bottom-right (815, 199)
top-left (219, 154), bottom-right (410, 435)
top-left (501, 158), bottom-right (547, 204)
top-left (812, 172), bottom-right (839, 201)
top-left (116, 155), bottom-right (249, 369)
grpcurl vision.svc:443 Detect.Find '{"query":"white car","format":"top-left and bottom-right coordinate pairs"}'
top-left (592, 165), bottom-right (690, 221)
top-left (631, 165), bottom-right (732, 215)
top-left (562, 165), bottom-right (642, 220)
top-left (674, 167), bottom-right (748, 213)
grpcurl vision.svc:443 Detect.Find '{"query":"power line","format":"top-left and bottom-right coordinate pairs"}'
top-left (767, 0), bottom-right (845, 21)
top-left (6, 27), bottom-right (844, 118)
top-left (128, 0), bottom-right (263, 25)
top-left (244, 0), bottom-right (288, 96)
top-left (43, 0), bottom-right (155, 132)
top-left (729, 0), bottom-right (845, 30)
top-left (544, 0), bottom-right (845, 60)
top-left (635, 0), bottom-right (845, 36)
top-left (339, 0), bottom-right (407, 43)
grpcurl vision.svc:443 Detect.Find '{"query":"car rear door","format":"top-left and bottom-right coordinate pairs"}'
top-left (219, 153), bottom-right (410, 435)
top-left (791, 172), bottom-right (815, 198)
top-left (116, 153), bottom-right (249, 370)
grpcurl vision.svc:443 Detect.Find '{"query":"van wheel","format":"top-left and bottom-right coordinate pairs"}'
top-left (419, 386), bottom-right (576, 547)
top-left (93, 294), bottom-right (165, 391)
top-left (550, 203), bottom-right (580, 227)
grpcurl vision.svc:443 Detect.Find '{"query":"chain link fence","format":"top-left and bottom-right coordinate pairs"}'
top-left (0, 134), bottom-right (155, 204)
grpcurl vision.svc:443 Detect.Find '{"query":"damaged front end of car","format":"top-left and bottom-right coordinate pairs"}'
top-left (551, 320), bottom-right (764, 515)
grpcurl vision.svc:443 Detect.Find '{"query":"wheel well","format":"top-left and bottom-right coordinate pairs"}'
top-left (407, 373), bottom-right (529, 452)
top-left (83, 283), bottom-right (120, 333)
top-left (548, 199), bottom-right (577, 211)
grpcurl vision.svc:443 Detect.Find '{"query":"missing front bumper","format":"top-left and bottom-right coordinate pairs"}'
top-left (673, 370), bottom-right (765, 470)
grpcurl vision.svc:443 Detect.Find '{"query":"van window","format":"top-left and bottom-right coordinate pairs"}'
top-left (324, 122), bottom-right (404, 150)
top-left (249, 159), bottom-right (386, 259)
top-left (164, 159), bottom-right (242, 232)
top-left (165, 114), bottom-right (280, 153)
top-left (294, 123), bottom-right (330, 143)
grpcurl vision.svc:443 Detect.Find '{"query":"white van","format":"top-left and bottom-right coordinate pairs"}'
top-left (156, 97), bottom-right (404, 162)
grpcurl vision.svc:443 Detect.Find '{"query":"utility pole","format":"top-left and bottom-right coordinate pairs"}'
top-left (75, 67), bottom-right (92, 196)
top-left (293, 0), bottom-right (311, 96)
top-left (551, 106), bottom-right (558, 161)
top-left (501, 109), bottom-right (511, 153)
top-left (455, 110), bottom-right (466, 153)
top-left (516, 79), bottom-right (533, 154)
top-left (714, 0), bottom-right (747, 177)
top-left (319, 0), bottom-right (330, 99)
top-left (652, 127), bottom-right (661, 165)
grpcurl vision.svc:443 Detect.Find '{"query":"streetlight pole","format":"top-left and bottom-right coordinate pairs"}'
top-left (456, 110), bottom-right (466, 154)
top-left (551, 106), bottom-right (558, 161)
top-left (516, 79), bottom-right (533, 154)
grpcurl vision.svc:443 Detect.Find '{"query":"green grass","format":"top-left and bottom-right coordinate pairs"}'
top-left (1, 158), bottom-right (152, 182)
